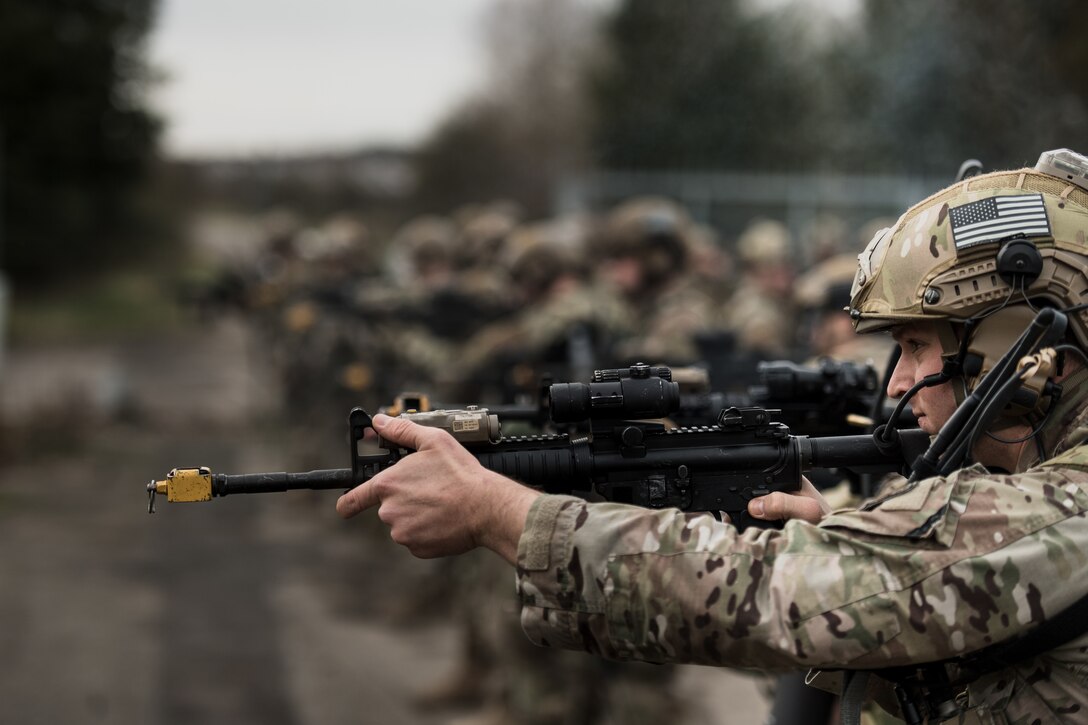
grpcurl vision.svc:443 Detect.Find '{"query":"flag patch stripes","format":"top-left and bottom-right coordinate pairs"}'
top-left (949, 193), bottom-right (1050, 249)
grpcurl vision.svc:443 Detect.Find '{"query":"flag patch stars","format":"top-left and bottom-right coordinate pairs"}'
top-left (949, 193), bottom-right (1051, 249)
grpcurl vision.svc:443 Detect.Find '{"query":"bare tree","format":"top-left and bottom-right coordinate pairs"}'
top-left (415, 0), bottom-right (605, 215)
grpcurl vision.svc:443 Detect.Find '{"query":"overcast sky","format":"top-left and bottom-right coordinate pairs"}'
top-left (148, 0), bottom-right (858, 159)
top-left (148, 0), bottom-right (496, 158)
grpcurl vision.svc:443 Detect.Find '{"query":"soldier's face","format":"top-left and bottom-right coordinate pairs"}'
top-left (601, 256), bottom-right (644, 294)
top-left (887, 321), bottom-right (959, 436)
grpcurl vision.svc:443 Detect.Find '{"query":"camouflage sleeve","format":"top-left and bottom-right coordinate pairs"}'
top-left (515, 463), bottom-right (1088, 672)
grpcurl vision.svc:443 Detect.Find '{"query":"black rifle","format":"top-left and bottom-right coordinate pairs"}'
top-left (148, 364), bottom-right (929, 527)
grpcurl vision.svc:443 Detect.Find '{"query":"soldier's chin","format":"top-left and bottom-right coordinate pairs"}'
top-left (917, 416), bottom-right (936, 435)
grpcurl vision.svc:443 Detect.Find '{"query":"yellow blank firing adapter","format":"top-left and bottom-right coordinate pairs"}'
top-left (147, 467), bottom-right (214, 513)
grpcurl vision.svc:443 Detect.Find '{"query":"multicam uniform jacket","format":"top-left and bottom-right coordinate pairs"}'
top-left (515, 379), bottom-right (1088, 723)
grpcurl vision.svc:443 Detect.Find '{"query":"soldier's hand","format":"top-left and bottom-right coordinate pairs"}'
top-left (336, 414), bottom-right (539, 562)
top-left (746, 476), bottom-right (830, 525)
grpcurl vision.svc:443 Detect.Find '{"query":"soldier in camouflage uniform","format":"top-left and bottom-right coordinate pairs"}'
top-left (434, 218), bottom-right (680, 725)
top-left (338, 149), bottom-right (1088, 724)
top-left (371, 215), bottom-right (491, 400)
top-left (722, 218), bottom-right (798, 358)
top-left (591, 197), bottom-right (713, 365)
top-left (795, 253), bottom-right (896, 366)
top-left (459, 216), bottom-right (629, 388)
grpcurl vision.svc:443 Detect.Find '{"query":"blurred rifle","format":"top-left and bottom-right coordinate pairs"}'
top-left (147, 364), bottom-right (928, 528)
top-left (384, 358), bottom-right (912, 436)
top-left (311, 282), bottom-right (515, 342)
top-left (675, 358), bottom-right (912, 434)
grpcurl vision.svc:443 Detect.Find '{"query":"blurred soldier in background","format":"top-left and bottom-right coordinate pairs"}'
top-left (382, 214), bottom-right (459, 297)
top-left (232, 209), bottom-right (306, 315)
top-left (721, 218), bottom-right (797, 359)
top-left (798, 212), bottom-right (849, 267)
top-left (410, 205), bottom-right (689, 725)
top-left (370, 215), bottom-right (485, 400)
top-left (295, 214), bottom-right (374, 283)
top-left (453, 201), bottom-right (523, 272)
top-left (684, 222), bottom-right (736, 308)
top-left (450, 202), bottom-right (522, 322)
top-left (321, 213), bottom-right (373, 266)
top-left (377, 205), bottom-right (530, 401)
top-left (592, 196), bottom-right (714, 365)
top-left (458, 216), bottom-right (630, 391)
top-left (794, 253), bottom-right (895, 366)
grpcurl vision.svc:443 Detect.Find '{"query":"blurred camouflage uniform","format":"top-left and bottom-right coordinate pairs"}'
top-left (385, 214), bottom-right (460, 291)
top-left (459, 217), bottom-right (630, 387)
top-left (722, 219), bottom-right (798, 358)
top-left (592, 197), bottom-right (715, 366)
top-left (428, 217), bottom-right (682, 725)
top-left (795, 253), bottom-right (895, 367)
top-left (685, 222), bottom-right (737, 307)
top-left (453, 201), bottom-right (523, 272)
top-left (451, 203), bottom-right (522, 325)
top-left (372, 214), bottom-right (513, 400)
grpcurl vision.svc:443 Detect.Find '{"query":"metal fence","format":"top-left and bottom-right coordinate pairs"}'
top-left (556, 170), bottom-right (948, 261)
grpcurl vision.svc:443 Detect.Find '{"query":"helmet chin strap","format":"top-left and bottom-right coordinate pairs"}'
top-left (935, 320), bottom-right (971, 405)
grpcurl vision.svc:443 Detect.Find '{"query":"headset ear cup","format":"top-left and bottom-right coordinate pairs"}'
top-left (996, 239), bottom-right (1044, 288)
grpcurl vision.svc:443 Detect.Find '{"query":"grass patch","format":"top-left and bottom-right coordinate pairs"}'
top-left (9, 271), bottom-right (188, 343)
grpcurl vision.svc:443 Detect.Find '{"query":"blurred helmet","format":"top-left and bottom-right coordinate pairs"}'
top-left (262, 208), bottom-right (304, 257)
top-left (850, 148), bottom-right (1088, 411)
top-left (736, 218), bottom-right (792, 266)
top-left (393, 215), bottom-right (457, 272)
top-left (323, 214), bottom-right (369, 250)
top-left (593, 196), bottom-right (691, 284)
top-left (456, 202), bottom-right (521, 267)
top-left (794, 254), bottom-right (859, 312)
top-left (322, 214), bottom-right (376, 274)
top-left (501, 220), bottom-right (585, 295)
top-left (685, 222), bottom-right (732, 284)
top-left (293, 215), bottom-right (370, 265)
top-left (800, 213), bottom-right (849, 264)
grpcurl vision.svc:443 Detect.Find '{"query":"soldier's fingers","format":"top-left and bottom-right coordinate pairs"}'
top-left (371, 413), bottom-right (438, 449)
top-left (336, 481), bottom-right (379, 519)
top-left (748, 492), bottom-right (825, 524)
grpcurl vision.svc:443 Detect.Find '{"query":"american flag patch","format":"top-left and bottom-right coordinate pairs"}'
top-left (949, 193), bottom-right (1051, 249)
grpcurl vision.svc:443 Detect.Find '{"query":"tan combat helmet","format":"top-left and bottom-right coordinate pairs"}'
top-left (736, 218), bottom-right (792, 267)
top-left (796, 254), bottom-right (860, 312)
top-left (394, 215), bottom-right (457, 277)
top-left (500, 219), bottom-right (586, 298)
top-left (455, 202), bottom-right (521, 269)
top-left (849, 148), bottom-right (1088, 411)
top-left (594, 196), bottom-right (692, 286)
